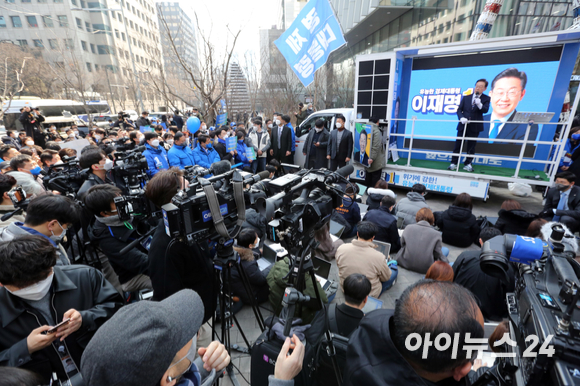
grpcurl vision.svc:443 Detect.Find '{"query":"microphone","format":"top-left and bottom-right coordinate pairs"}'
top-left (209, 160), bottom-right (232, 176)
top-left (243, 170), bottom-right (270, 185)
top-left (326, 164), bottom-right (354, 184)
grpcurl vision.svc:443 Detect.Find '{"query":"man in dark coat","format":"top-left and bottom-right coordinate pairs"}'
top-left (449, 79), bottom-right (490, 172)
top-left (362, 195), bottom-right (401, 253)
top-left (344, 280), bottom-right (484, 386)
top-left (18, 106), bottom-right (37, 139)
top-left (540, 171), bottom-right (580, 232)
top-left (303, 119), bottom-right (329, 169)
top-left (173, 110), bottom-right (185, 129)
top-left (327, 114), bottom-right (353, 171)
top-left (0, 235), bottom-right (123, 384)
top-left (270, 114), bottom-right (293, 163)
top-left (214, 127), bottom-right (235, 162)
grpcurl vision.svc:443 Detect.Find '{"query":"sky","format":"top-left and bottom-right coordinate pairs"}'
top-left (175, 0), bottom-right (281, 63)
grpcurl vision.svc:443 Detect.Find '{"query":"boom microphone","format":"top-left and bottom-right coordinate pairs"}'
top-left (325, 164), bottom-right (354, 184)
top-left (243, 170), bottom-right (270, 185)
top-left (210, 160), bottom-right (232, 176)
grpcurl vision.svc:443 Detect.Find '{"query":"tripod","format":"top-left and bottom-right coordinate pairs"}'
top-left (211, 244), bottom-right (266, 386)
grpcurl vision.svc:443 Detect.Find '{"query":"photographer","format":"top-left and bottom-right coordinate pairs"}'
top-left (113, 112), bottom-right (135, 130)
top-left (231, 229), bottom-right (270, 307)
top-left (84, 185), bottom-right (152, 292)
top-left (77, 148), bottom-right (115, 200)
top-left (344, 280), bottom-right (484, 386)
top-left (167, 132), bottom-right (195, 169)
top-left (39, 150), bottom-right (61, 171)
top-left (0, 174), bottom-right (25, 227)
top-left (143, 132), bottom-right (169, 178)
top-left (192, 133), bottom-right (220, 176)
top-left (0, 235), bottom-right (123, 384)
top-left (145, 168), bottom-right (216, 323)
top-left (0, 193), bottom-right (81, 265)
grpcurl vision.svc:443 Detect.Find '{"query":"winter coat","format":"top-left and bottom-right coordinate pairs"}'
top-left (7, 171), bottom-right (44, 197)
top-left (173, 115), bottom-right (185, 129)
top-left (142, 144), bottom-right (169, 178)
top-left (0, 204), bottom-right (25, 228)
top-left (235, 140), bottom-right (252, 168)
top-left (0, 222), bottom-right (69, 265)
top-left (336, 239), bottom-right (392, 298)
top-left (231, 246), bottom-right (269, 304)
top-left (367, 123), bottom-right (386, 173)
top-left (362, 206), bottom-right (401, 253)
top-left (167, 144), bottom-right (196, 169)
top-left (394, 192), bottom-right (430, 227)
top-left (192, 145), bottom-right (221, 176)
top-left (87, 219), bottom-right (149, 284)
top-left (313, 221), bottom-right (344, 261)
top-left (214, 138), bottom-right (233, 162)
top-left (296, 106), bottom-right (308, 126)
top-left (248, 129), bottom-right (271, 158)
top-left (135, 116), bottom-right (151, 129)
top-left (0, 265), bottom-right (123, 382)
top-left (495, 209), bottom-right (538, 236)
top-left (303, 128), bottom-right (329, 169)
top-left (335, 196), bottom-right (360, 228)
top-left (396, 220), bottom-right (448, 274)
top-left (435, 205), bottom-right (479, 247)
top-left (366, 188), bottom-right (396, 210)
top-left (267, 257), bottom-right (328, 324)
top-left (241, 209), bottom-right (267, 249)
top-left (2, 136), bottom-right (21, 150)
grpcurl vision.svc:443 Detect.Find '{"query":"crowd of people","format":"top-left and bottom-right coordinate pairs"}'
top-left (0, 104), bottom-right (579, 386)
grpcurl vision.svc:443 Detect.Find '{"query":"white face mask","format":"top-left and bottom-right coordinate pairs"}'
top-left (50, 221), bottom-right (66, 244)
top-left (103, 158), bottom-right (114, 171)
top-left (94, 134), bottom-right (102, 141)
top-left (253, 237), bottom-right (260, 248)
top-left (25, 141), bottom-right (34, 146)
top-left (268, 124), bottom-right (273, 129)
top-left (275, 119), bottom-right (281, 126)
top-left (185, 138), bottom-right (190, 146)
top-left (166, 334), bottom-right (198, 383)
top-left (167, 139), bottom-right (174, 145)
top-left (151, 139), bottom-right (160, 148)
top-left (69, 133), bottom-right (75, 138)
top-left (7, 271), bottom-right (54, 301)
top-left (315, 128), bottom-right (322, 133)
top-left (335, 123), bottom-right (342, 129)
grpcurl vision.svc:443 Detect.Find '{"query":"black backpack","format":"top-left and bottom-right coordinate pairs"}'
top-left (314, 304), bottom-right (351, 386)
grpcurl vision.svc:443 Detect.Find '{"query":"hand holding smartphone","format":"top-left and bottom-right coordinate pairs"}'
top-left (42, 318), bottom-right (71, 335)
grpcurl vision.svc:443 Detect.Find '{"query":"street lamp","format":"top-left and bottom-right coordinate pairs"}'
top-left (71, 6), bottom-right (145, 112)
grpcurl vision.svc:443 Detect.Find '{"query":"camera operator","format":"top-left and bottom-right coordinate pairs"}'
top-left (81, 290), bottom-right (231, 386)
top-left (18, 106), bottom-right (37, 140)
top-left (77, 148), bottom-right (115, 200)
top-left (143, 132), bottom-right (169, 178)
top-left (168, 132), bottom-right (195, 169)
top-left (145, 168), bottom-right (216, 323)
top-left (0, 174), bottom-right (25, 227)
top-left (113, 112), bottom-right (135, 130)
top-left (84, 185), bottom-right (152, 292)
top-left (128, 131), bottom-right (144, 150)
top-left (0, 144), bottom-right (20, 162)
top-left (136, 111), bottom-right (151, 129)
top-left (344, 280), bottom-right (484, 386)
top-left (0, 235), bottom-right (123, 384)
top-left (8, 154), bottom-right (45, 196)
top-left (39, 150), bottom-right (61, 172)
top-left (0, 193), bottom-right (81, 265)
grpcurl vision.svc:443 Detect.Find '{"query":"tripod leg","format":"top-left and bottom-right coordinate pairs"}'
top-left (236, 259), bottom-right (266, 332)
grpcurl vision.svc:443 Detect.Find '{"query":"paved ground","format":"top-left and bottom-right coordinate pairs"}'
top-left (215, 182), bottom-right (546, 385)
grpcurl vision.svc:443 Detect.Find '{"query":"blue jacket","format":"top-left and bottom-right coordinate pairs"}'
top-left (288, 122), bottom-right (295, 151)
top-left (143, 144), bottom-right (169, 177)
top-left (235, 140), bottom-right (252, 168)
top-left (167, 144), bottom-right (196, 169)
top-left (335, 196), bottom-right (361, 227)
top-left (192, 145), bottom-right (221, 176)
top-left (362, 206), bottom-right (401, 253)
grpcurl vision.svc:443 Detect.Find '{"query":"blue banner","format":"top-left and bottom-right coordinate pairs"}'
top-left (216, 113), bottom-right (227, 126)
top-left (274, 0), bottom-right (345, 87)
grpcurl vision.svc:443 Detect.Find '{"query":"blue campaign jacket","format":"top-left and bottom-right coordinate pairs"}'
top-left (167, 144), bottom-right (196, 169)
top-left (192, 145), bottom-right (221, 176)
top-left (143, 144), bottom-right (169, 177)
top-left (235, 140), bottom-right (252, 168)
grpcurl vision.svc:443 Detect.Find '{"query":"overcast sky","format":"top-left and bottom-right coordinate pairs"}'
top-left (175, 0), bottom-right (281, 63)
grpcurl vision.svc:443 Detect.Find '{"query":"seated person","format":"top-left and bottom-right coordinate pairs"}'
top-left (267, 254), bottom-right (328, 324)
top-left (7, 154), bottom-right (44, 196)
top-left (336, 221), bottom-right (396, 298)
top-left (397, 208), bottom-right (449, 274)
top-left (192, 134), bottom-right (221, 177)
top-left (335, 186), bottom-right (361, 239)
top-left (365, 180), bottom-right (396, 211)
top-left (344, 280), bottom-right (484, 386)
top-left (231, 229), bottom-right (270, 305)
top-left (167, 132), bottom-right (195, 169)
top-left (0, 235), bottom-right (123, 384)
top-left (77, 148), bottom-right (115, 200)
top-left (362, 195), bottom-right (401, 253)
top-left (525, 218), bottom-right (547, 238)
top-left (394, 183), bottom-right (429, 228)
top-left (540, 171), bottom-right (580, 233)
top-left (435, 192), bottom-right (479, 248)
top-left (143, 132), bottom-right (170, 178)
top-left (453, 227), bottom-right (516, 321)
top-left (0, 193), bottom-right (80, 265)
top-left (80, 290), bottom-right (238, 386)
top-left (162, 132), bottom-right (174, 151)
top-left (0, 173), bottom-right (25, 227)
top-left (425, 261), bottom-right (454, 282)
top-left (333, 273), bottom-right (371, 337)
top-left (495, 199), bottom-right (537, 235)
top-left (84, 185), bottom-right (152, 292)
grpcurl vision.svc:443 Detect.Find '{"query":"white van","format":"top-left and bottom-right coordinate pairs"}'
top-left (293, 108), bottom-right (355, 168)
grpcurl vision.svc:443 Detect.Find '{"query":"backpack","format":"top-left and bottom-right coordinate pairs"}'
top-left (314, 304), bottom-right (351, 386)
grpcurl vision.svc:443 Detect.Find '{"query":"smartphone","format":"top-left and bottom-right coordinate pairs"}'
top-left (42, 318), bottom-right (71, 335)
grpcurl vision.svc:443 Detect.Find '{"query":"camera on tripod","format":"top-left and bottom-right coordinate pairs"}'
top-left (476, 224), bottom-right (580, 386)
top-left (42, 156), bottom-right (89, 197)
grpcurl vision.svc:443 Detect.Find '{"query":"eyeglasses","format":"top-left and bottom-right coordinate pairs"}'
top-left (492, 88), bottom-right (521, 98)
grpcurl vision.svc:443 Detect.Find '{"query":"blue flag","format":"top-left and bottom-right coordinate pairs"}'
top-left (274, 0), bottom-right (346, 87)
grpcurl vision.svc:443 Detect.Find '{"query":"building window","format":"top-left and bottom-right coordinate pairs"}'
top-left (110, 11), bottom-right (115, 20)
top-left (90, 43), bottom-right (95, 53)
top-left (121, 32), bottom-right (125, 41)
top-left (76, 17), bottom-right (83, 29)
top-left (42, 15), bottom-right (53, 27)
top-left (33, 39), bottom-right (44, 48)
top-left (6, 0), bottom-right (15, 3)
top-left (17, 39), bottom-right (28, 47)
top-left (48, 39), bottom-right (58, 49)
top-left (129, 20), bottom-right (133, 29)
top-left (64, 39), bottom-right (74, 49)
top-left (97, 44), bottom-right (114, 54)
top-left (57, 15), bottom-right (68, 27)
top-left (86, 62), bottom-right (92, 72)
top-left (80, 0), bottom-right (85, 6)
top-left (118, 13), bottom-right (123, 22)
top-left (0, 17), bottom-right (6, 28)
top-left (10, 16), bottom-right (22, 28)
top-left (37, 0), bottom-right (47, 2)
top-left (22, 0), bottom-right (31, 2)
top-left (81, 40), bottom-right (88, 51)
top-left (26, 16), bottom-right (38, 27)
top-left (115, 29), bottom-right (119, 38)
top-left (85, 21), bottom-right (91, 31)
top-left (71, 0), bottom-right (77, 4)
top-left (95, 64), bottom-right (99, 71)
top-left (54, 0), bottom-right (64, 3)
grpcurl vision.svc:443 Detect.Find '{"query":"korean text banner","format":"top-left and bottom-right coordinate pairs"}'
top-left (274, 0), bottom-right (346, 87)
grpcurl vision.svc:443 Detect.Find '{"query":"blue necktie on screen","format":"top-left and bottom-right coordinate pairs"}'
top-left (488, 120), bottom-right (501, 143)
top-left (360, 153), bottom-right (363, 163)
top-left (553, 192), bottom-right (567, 222)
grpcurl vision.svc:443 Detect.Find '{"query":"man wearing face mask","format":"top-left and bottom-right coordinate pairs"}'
top-left (303, 119), bottom-right (329, 169)
top-left (8, 154), bottom-right (45, 196)
top-left (192, 134), bottom-right (220, 177)
top-left (214, 126), bottom-right (235, 162)
top-left (327, 114), bottom-right (353, 171)
top-left (143, 132), bottom-right (170, 178)
top-left (0, 235), bottom-right (123, 384)
top-left (270, 114), bottom-right (292, 164)
top-left (85, 185), bottom-right (152, 292)
top-left (0, 194), bottom-right (81, 265)
top-left (77, 148), bottom-right (115, 200)
top-left (540, 171), bottom-right (580, 232)
top-left (168, 132), bottom-right (195, 169)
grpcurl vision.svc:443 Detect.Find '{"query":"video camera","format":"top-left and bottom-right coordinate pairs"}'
top-left (113, 136), bottom-right (132, 152)
top-left (42, 156), bottom-right (89, 197)
top-left (477, 225), bottom-right (580, 386)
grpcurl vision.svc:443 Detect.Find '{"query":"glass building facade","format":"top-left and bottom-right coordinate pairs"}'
top-left (328, 0), bottom-right (575, 108)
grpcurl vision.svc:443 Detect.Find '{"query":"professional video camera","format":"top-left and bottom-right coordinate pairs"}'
top-left (476, 225), bottom-right (580, 386)
top-left (0, 185), bottom-right (29, 222)
top-left (42, 156), bottom-right (89, 197)
top-left (113, 136), bottom-right (132, 152)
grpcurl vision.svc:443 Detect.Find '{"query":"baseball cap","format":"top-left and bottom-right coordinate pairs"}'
top-left (230, 122), bottom-right (237, 127)
top-left (81, 289), bottom-right (204, 386)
